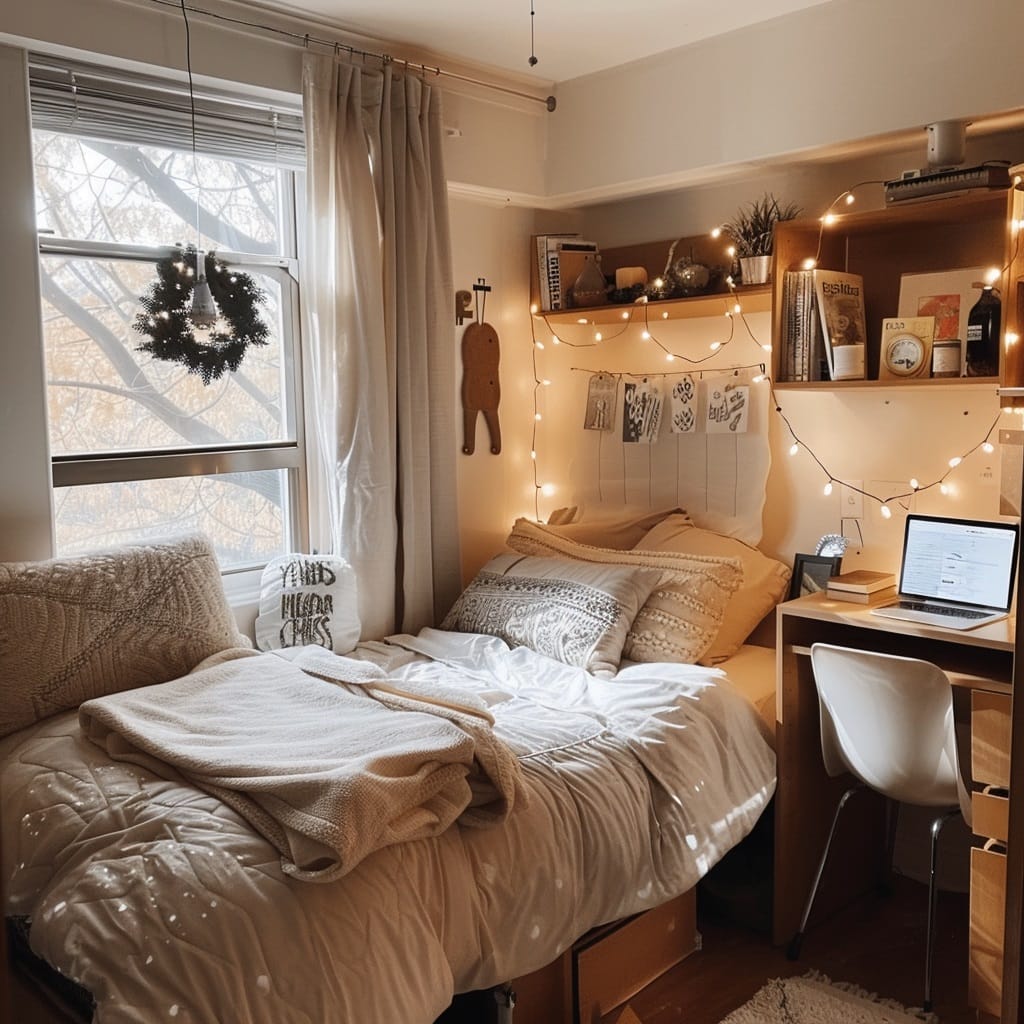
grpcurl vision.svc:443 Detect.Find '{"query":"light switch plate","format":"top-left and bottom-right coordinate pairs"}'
top-left (840, 480), bottom-right (863, 519)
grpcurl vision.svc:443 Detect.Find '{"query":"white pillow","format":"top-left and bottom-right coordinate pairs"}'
top-left (255, 554), bottom-right (360, 654)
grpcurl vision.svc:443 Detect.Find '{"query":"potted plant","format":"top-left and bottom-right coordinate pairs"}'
top-left (722, 193), bottom-right (801, 284)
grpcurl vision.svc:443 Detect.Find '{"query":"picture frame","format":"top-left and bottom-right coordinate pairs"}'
top-left (897, 267), bottom-right (987, 374)
top-left (788, 553), bottom-right (844, 600)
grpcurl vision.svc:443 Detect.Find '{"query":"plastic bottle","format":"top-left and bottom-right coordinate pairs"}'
top-left (964, 284), bottom-right (1001, 378)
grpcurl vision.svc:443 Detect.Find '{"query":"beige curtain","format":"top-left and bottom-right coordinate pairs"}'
top-left (301, 53), bottom-right (460, 639)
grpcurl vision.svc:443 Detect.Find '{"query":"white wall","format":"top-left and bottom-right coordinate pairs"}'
top-left (546, 0), bottom-right (1024, 203)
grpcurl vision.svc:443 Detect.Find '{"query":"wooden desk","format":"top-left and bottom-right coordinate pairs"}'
top-left (773, 592), bottom-right (1014, 1014)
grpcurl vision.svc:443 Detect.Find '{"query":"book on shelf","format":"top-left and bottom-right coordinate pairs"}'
top-left (826, 585), bottom-right (897, 604)
top-left (826, 569), bottom-right (896, 593)
top-left (814, 269), bottom-right (867, 381)
top-left (534, 235), bottom-right (599, 311)
top-left (780, 269), bottom-right (825, 382)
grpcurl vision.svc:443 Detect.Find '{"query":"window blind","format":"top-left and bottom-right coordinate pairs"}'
top-left (28, 55), bottom-right (305, 170)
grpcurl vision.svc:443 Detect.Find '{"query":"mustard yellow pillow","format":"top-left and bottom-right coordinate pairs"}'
top-left (506, 519), bottom-right (741, 665)
top-left (635, 515), bottom-right (790, 664)
top-left (540, 507), bottom-right (692, 551)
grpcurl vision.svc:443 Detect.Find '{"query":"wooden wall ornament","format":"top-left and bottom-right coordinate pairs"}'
top-left (461, 279), bottom-right (501, 455)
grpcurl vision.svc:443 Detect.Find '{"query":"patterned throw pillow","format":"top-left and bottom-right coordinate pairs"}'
top-left (635, 515), bottom-right (791, 664)
top-left (506, 518), bottom-right (742, 665)
top-left (0, 535), bottom-right (247, 738)
top-left (441, 552), bottom-right (664, 676)
top-left (254, 553), bottom-right (360, 654)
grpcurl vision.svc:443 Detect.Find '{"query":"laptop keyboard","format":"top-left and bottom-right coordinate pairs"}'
top-left (896, 600), bottom-right (990, 620)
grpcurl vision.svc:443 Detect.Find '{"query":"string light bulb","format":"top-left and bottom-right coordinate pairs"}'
top-left (948, 456), bottom-right (962, 468)
top-left (823, 481), bottom-right (833, 496)
top-left (880, 504), bottom-right (892, 519)
top-left (801, 258), bottom-right (816, 270)
top-left (789, 442), bottom-right (799, 457)
top-left (910, 478), bottom-right (920, 490)
top-left (982, 441), bottom-right (995, 454)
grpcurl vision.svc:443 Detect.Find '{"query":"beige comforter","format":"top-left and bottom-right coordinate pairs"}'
top-left (3, 629), bottom-right (776, 1024)
top-left (78, 646), bottom-right (524, 882)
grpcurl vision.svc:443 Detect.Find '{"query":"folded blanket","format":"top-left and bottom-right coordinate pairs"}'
top-left (79, 647), bottom-right (525, 882)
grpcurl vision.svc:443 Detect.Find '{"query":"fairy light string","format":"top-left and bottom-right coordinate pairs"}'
top-left (528, 174), bottom-right (1022, 521)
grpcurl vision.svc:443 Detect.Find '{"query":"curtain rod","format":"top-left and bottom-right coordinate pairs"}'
top-left (146, 0), bottom-right (557, 111)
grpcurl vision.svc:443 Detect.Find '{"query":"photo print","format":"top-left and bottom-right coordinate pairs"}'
top-left (622, 379), bottom-right (663, 444)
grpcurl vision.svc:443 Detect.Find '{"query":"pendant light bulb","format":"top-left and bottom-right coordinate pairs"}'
top-left (190, 252), bottom-right (219, 329)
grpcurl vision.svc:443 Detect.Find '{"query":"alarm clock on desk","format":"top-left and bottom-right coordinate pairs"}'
top-left (879, 316), bottom-right (935, 380)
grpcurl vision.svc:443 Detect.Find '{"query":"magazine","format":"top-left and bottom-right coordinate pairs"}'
top-left (814, 270), bottom-right (867, 380)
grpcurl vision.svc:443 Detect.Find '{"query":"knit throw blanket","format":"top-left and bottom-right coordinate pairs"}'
top-left (79, 647), bottom-right (525, 882)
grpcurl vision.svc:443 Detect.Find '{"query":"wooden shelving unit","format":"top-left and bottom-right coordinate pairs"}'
top-left (771, 184), bottom-right (1023, 391)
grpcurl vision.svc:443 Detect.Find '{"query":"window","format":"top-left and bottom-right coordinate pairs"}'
top-left (30, 57), bottom-right (307, 572)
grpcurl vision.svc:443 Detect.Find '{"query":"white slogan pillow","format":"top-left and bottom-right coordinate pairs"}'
top-left (255, 554), bottom-right (360, 654)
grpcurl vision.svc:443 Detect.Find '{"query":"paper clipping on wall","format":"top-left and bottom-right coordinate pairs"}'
top-left (583, 373), bottom-right (617, 431)
top-left (622, 380), bottom-right (663, 443)
top-left (669, 375), bottom-right (698, 434)
top-left (705, 381), bottom-right (749, 434)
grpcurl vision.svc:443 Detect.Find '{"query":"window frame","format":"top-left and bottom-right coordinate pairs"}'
top-left (36, 186), bottom-right (309, 574)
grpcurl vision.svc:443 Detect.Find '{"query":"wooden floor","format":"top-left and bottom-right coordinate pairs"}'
top-left (609, 875), bottom-right (971, 1024)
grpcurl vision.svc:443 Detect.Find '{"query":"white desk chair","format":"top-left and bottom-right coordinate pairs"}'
top-left (787, 643), bottom-right (972, 1013)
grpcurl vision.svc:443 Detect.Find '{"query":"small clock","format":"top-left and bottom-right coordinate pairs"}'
top-left (879, 316), bottom-right (935, 380)
top-left (884, 333), bottom-right (927, 376)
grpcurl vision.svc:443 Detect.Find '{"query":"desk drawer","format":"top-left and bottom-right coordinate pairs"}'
top-left (973, 788), bottom-right (1009, 843)
top-left (972, 691), bottom-right (1011, 790)
top-left (969, 843), bottom-right (1007, 1019)
top-left (575, 890), bottom-right (698, 1024)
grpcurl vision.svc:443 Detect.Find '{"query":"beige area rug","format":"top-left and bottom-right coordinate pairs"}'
top-left (716, 972), bottom-right (933, 1023)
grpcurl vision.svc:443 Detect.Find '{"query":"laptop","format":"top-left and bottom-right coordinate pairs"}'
top-left (871, 514), bottom-right (1019, 630)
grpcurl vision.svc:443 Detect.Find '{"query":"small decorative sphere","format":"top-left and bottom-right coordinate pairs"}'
top-left (528, 56), bottom-right (538, 66)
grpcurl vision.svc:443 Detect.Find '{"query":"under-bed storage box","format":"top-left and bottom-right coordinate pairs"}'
top-left (509, 889), bottom-right (699, 1024)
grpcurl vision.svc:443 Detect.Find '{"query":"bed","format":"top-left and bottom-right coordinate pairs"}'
top-left (1, 516), bottom-right (785, 1024)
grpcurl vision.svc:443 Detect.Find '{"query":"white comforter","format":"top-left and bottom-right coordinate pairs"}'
top-left (1, 629), bottom-right (776, 1024)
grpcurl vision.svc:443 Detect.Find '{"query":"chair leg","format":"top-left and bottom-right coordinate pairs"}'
top-left (787, 783), bottom-right (864, 961)
top-left (923, 809), bottom-right (961, 1013)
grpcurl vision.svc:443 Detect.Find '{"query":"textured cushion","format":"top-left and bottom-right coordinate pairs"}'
top-left (441, 552), bottom-right (663, 676)
top-left (255, 553), bottom-right (360, 654)
top-left (541, 507), bottom-right (692, 551)
top-left (635, 515), bottom-right (791, 664)
top-left (0, 535), bottom-right (247, 737)
top-left (506, 519), bottom-right (742, 665)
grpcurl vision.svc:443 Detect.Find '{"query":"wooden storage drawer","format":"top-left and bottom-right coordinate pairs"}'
top-left (575, 889), bottom-right (699, 1024)
top-left (506, 950), bottom-right (573, 1024)
top-left (969, 843), bottom-right (1007, 1019)
top-left (972, 690), bottom-right (1011, 790)
top-left (973, 787), bottom-right (1010, 843)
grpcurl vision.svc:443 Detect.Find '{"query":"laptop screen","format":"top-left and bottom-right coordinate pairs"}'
top-left (899, 514), bottom-right (1020, 611)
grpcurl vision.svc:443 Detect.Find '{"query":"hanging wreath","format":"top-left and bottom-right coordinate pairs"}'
top-left (133, 245), bottom-right (270, 385)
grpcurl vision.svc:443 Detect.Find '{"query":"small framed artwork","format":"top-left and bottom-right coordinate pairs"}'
top-left (897, 267), bottom-right (986, 374)
top-left (788, 553), bottom-right (844, 600)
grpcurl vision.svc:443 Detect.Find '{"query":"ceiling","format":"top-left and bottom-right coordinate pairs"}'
top-left (241, 0), bottom-right (836, 84)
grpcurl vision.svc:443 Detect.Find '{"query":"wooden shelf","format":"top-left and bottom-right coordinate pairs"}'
top-left (535, 285), bottom-right (771, 327)
top-left (770, 184), bottom-right (1021, 389)
top-left (773, 376), bottom-right (1000, 391)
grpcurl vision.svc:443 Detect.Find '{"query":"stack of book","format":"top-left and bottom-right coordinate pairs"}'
top-left (826, 569), bottom-right (896, 603)
top-left (779, 268), bottom-right (867, 382)
top-left (535, 234), bottom-right (599, 311)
